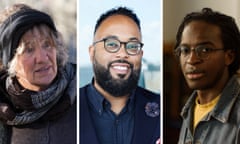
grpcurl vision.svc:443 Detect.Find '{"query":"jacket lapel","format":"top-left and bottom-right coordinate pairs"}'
top-left (132, 88), bottom-right (160, 144)
top-left (80, 86), bottom-right (100, 144)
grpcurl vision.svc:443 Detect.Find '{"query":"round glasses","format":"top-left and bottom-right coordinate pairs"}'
top-left (174, 45), bottom-right (225, 59)
top-left (93, 38), bottom-right (143, 55)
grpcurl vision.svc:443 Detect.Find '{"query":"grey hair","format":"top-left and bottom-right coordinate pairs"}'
top-left (8, 24), bottom-right (69, 76)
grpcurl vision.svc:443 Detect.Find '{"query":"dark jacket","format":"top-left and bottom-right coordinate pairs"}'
top-left (80, 84), bottom-right (160, 144)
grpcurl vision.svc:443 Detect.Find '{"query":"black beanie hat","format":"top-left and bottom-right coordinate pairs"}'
top-left (0, 8), bottom-right (57, 67)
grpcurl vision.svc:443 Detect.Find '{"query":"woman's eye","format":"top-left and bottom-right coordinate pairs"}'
top-left (42, 41), bottom-right (51, 49)
top-left (24, 47), bottom-right (34, 54)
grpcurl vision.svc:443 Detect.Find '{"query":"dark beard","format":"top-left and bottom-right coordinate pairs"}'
top-left (93, 58), bottom-right (141, 97)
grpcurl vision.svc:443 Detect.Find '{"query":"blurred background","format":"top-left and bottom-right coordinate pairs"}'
top-left (78, 0), bottom-right (161, 94)
top-left (163, 0), bottom-right (240, 143)
top-left (0, 0), bottom-right (76, 63)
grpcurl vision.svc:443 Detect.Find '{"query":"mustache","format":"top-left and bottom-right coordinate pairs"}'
top-left (185, 66), bottom-right (204, 74)
top-left (108, 59), bottom-right (134, 69)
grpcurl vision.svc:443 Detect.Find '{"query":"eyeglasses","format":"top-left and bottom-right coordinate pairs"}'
top-left (174, 45), bottom-right (225, 59)
top-left (93, 38), bottom-right (143, 55)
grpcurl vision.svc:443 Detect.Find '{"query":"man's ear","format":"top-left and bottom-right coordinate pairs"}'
top-left (89, 45), bottom-right (94, 62)
top-left (225, 49), bottom-right (235, 66)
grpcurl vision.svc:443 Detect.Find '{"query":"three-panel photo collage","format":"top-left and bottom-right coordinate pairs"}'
top-left (0, 0), bottom-right (240, 144)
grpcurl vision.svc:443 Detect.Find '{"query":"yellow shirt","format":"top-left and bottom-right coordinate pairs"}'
top-left (193, 95), bottom-right (220, 129)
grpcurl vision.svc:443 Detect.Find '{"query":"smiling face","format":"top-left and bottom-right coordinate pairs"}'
top-left (90, 14), bottom-right (143, 96)
top-left (179, 21), bottom-right (233, 91)
top-left (14, 25), bottom-right (57, 91)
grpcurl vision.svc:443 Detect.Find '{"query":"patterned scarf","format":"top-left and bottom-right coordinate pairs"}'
top-left (0, 63), bottom-right (76, 143)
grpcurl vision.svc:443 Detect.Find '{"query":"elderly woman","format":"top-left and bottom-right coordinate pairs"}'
top-left (0, 4), bottom-right (76, 144)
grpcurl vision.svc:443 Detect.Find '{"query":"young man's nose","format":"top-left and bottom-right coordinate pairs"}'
top-left (186, 50), bottom-right (201, 64)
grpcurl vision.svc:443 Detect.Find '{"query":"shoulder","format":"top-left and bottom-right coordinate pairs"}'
top-left (135, 86), bottom-right (160, 101)
top-left (79, 84), bottom-right (92, 103)
top-left (67, 62), bottom-right (76, 68)
top-left (63, 62), bottom-right (76, 74)
top-left (0, 69), bottom-right (8, 96)
top-left (224, 77), bottom-right (240, 122)
top-left (134, 87), bottom-right (160, 111)
top-left (80, 84), bottom-right (91, 95)
top-left (0, 69), bottom-right (8, 80)
top-left (231, 94), bottom-right (240, 122)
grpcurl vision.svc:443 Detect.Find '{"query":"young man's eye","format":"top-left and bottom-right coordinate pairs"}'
top-left (201, 47), bottom-right (212, 53)
top-left (180, 47), bottom-right (190, 55)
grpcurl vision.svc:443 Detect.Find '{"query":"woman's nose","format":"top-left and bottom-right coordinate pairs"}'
top-left (35, 47), bottom-right (48, 62)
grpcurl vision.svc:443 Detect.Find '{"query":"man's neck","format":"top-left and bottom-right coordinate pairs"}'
top-left (197, 90), bottom-right (221, 104)
top-left (196, 73), bottom-right (230, 104)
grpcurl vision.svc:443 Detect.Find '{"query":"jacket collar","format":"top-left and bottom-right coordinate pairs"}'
top-left (211, 76), bottom-right (240, 123)
top-left (181, 75), bottom-right (240, 124)
top-left (132, 87), bottom-right (160, 144)
top-left (80, 85), bottom-right (100, 144)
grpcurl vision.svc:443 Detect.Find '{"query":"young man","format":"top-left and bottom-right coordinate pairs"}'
top-left (174, 8), bottom-right (240, 143)
top-left (80, 7), bottom-right (160, 144)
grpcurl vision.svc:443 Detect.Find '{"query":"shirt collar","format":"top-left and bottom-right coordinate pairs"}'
top-left (87, 79), bottom-right (136, 116)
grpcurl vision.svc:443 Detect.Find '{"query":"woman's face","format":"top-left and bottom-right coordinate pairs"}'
top-left (15, 26), bottom-right (57, 91)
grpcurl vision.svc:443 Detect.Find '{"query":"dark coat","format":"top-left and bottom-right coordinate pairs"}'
top-left (0, 68), bottom-right (76, 144)
top-left (10, 102), bottom-right (76, 144)
top-left (80, 85), bottom-right (160, 144)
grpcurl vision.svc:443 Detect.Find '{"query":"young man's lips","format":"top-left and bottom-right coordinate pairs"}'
top-left (186, 72), bottom-right (204, 80)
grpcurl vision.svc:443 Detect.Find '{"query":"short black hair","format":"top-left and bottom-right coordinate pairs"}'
top-left (94, 6), bottom-right (141, 34)
top-left (175, 8), bottom-right (240, 76)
